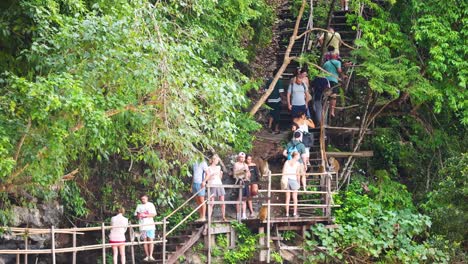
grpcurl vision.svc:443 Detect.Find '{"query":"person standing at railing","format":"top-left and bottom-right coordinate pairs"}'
top-left (246, 154), bottom-right (260, 218)
top-left (134, 194), bottom-right (157, 262)
top-left (192, 159), bottom-right (208, 222)
top-left (205, 154), bottom-right (226, 221)
top-left (282, 151), bottom-right (301, 217)
top-left (283, 131), bottom-right (308, 191)
top-left (109, 207), bottom-right (128, 264)
top-left (233, 152), bottom-right (251, 220)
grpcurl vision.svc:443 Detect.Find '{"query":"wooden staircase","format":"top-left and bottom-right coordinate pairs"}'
top-left (151, 223), bottom-right (205, 263)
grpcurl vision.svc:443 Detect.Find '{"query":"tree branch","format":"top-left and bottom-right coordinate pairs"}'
top-left (249, 0), bottom-right (307, 116)
top-left (14, 118), bottom-right (31, 162)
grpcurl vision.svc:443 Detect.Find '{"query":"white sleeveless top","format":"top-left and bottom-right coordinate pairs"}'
top-left (207, 166), bottom-right (222, 185)
top-left (298, 123), bottom-right (309, 133)
top-left (284, 161), bottom-right (299, 180)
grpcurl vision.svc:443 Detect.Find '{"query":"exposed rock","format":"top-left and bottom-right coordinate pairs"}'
top-left (0, 202), bottom-right (64, 264)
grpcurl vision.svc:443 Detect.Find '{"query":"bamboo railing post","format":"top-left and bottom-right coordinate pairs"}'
top-left (16, 250), bottom-right (19, 264)
top-left (237, 184), bottom-right (243, 222)
top-left (129, 221), bottom-right (135, 264)
top-left (24, 233), bottom-right (28, 264)
top-left (162, 217), bottom-right (167, 264)
top-left (266, 170), bottom-right (272, 263)
top-left (72, 227), bottom-right (77, 264)
top-left (51, 226), bottom-right (56, 264)
top-left (101, 223), bottom-right (106, 264)
top-left (325, 174), bottom-right (332, 218)
top-left (207, 185), bottom-right (212, 264)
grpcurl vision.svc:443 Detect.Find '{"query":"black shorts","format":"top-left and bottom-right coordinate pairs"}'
top-left (329, 81), bottom-right (340, 95)
top-left (239, 180), bottom-right (250, 198)
top-left (267, 102), bottom-right (281, 122)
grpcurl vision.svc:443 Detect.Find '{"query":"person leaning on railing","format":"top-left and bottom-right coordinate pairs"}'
top-left (281, 151), bottom-right (301, 217)
top-left (205, 154), bottom-right (226, 221)
top-left (233, 152), bottom-right (251, 220)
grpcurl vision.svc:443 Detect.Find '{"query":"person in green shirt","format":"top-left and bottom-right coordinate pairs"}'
top-left (264, 69), bottom-right (284, 134)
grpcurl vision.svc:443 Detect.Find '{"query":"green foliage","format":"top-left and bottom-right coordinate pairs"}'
top-left (355, 0), bottom-right (467, 123)
top-left (422, 154), bottom-right (468, 245)
top-left (0, 0), bottom-right (272, 221)
top-left (282, 230), bottom-right (296, 242)
top-left (59, 181), bottom-right (89, 218)
top-left (270, 250), bottom-right (283, 263)
top-left (223, 221), bottom-right (261, 264)
top-left (367, 114), bottom-right (466, 202)
top-left (305, 176), bottom-right (450, 263)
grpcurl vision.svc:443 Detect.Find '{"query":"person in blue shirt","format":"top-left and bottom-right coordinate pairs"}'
top-left (323, 53), bottom-right (347, 117)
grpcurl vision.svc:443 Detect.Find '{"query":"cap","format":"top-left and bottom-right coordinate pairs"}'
top-left (238, 152), bottom-right (246, 157)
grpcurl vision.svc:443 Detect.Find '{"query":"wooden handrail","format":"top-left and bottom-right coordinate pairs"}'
top-left (269, 172), bottom-right (337, 177)
top-left (164, 186), bottom-right (205, 219)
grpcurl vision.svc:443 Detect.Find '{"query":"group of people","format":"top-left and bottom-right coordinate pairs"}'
top-left (104, 26), bottom-right (350, 264)
top-left (192, 152), bottom-right (261, 221)
top-left (265, 26), bottom-right (349, 132)
top-left (263, 26), bottom-right (351, 217)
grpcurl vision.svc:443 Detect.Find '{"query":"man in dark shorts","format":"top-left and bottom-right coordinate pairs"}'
top-left (264, 69), bottom-right (284, 134)
top-left (311, 77), bottom-right (330, 126)
top-left (192, 160), bottom-right (208, 221)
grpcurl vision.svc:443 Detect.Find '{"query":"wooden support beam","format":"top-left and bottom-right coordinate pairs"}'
top-left (324, 126), bottom-right (373, 134)
top-left (326, 151), bottom-right (374, 158)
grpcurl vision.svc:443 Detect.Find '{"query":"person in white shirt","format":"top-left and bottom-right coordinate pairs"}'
top-left (109, 207), bottom-right (128, 264)
top-left (134, 195), bottom-right (157, 262)
top-left (192, 160), bottom-right (208, 221)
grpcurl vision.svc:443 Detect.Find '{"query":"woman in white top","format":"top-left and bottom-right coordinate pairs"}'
top-left (109, 207), bottom-right (128, 264)
top-left (282, 151), bottom-right (301, 217)
top-left (292, 111), bottom-right (315, 190)
top-left (204, 154), bottom-right (226, 221)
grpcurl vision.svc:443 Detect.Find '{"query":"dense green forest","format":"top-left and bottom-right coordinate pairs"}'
top-left (0, 0), bottom-right (466, 263)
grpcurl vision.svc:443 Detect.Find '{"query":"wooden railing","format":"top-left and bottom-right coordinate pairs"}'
top-left (262, 171), bottom-right (337, 263)
top-left (1, 170), bottom-right (336, 264)
top-left (0, 222), bottom-right (164, 264)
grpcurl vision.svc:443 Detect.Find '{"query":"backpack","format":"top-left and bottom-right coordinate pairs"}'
top-left (302, 131), bottom-right (314, 148)
top-left (287, 142), bottom-right (300, 160)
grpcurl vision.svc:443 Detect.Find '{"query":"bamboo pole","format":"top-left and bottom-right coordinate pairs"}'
top-left (101, 223), bottom-right (106, 264)
top-left (51, 226), bottom-right (56, 264)
top-left (24, 234), bottom-right (28, 264)
top-left (72, 227), bottom-right (76, 264)
top-left (162, 218), bottom-right (167, 264)
top-left (129, 221), bottom-right (135, 264)
top-left (237, 185), bottom-right (241, 221)
top-left (266, 168), bottom-right (272, 263)
top-left (207, 186), bottom-right (212, 264)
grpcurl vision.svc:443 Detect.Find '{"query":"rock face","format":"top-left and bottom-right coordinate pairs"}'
top-left (0, 202), bottom-right (63, 264)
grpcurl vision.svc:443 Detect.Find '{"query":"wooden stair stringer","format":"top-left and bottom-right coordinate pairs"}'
top-left (166, 224), bottom-right (206, 264)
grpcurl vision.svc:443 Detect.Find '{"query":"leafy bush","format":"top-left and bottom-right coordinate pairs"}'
top-left (304, 177), bottom-right (450, 263)
top-left (422, 154), bottom-right (468, 245)
top-left (223, 221), bottom-right (261, 264)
